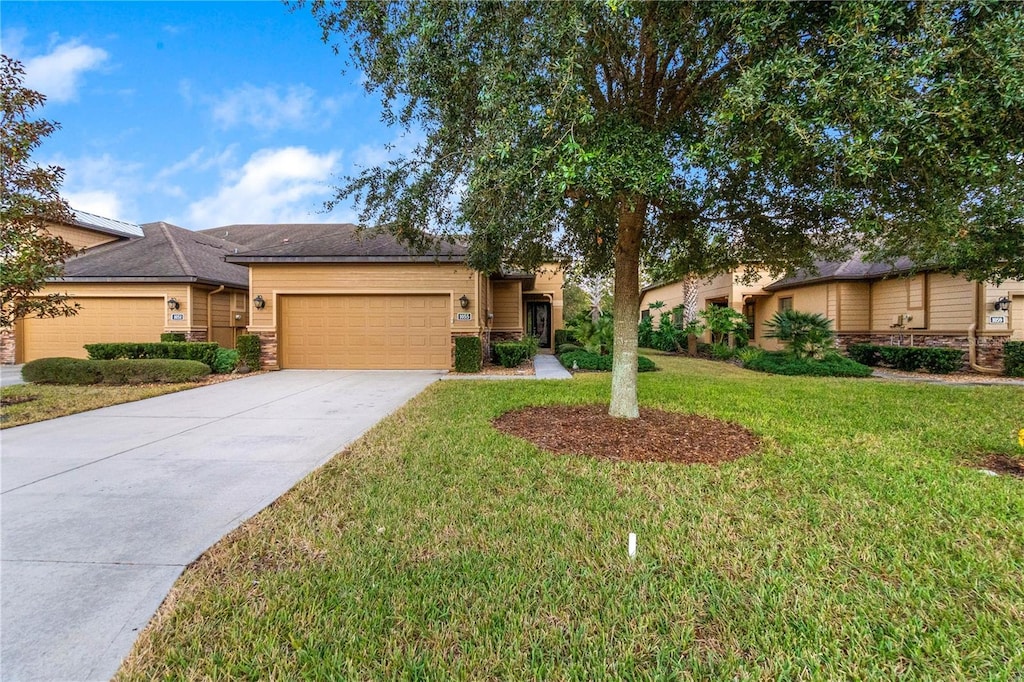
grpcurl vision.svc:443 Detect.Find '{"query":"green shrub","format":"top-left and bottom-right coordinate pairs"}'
top-left (22, 357), bottom-right (102, 385)
top-left (919, 348), bottom-right (964, 374)
top-left (493, 341), bottom-right (533, 368)
top-left (236, 334), bottom-right (261, 370)
top-left (698, 306), bottom-right (748, 346)
top-left (84, 342), bottom-right (220, 370)
top-left (556, 343), bottom-right (583, 356)
top-left (743, 351), bottom-right (873, 377)
top-left (212, 348), bottom-right (240, 374)
top-left (710, 343), bottom-right (735, 361)
top-left (454, 336), bottom-right (482, 373)
top-left (97, 359), bottom-right (210, 384)
top-left (878, 346), bottom-right (926, 371)
top-left (653, 311), bottom-right (684, 352)
top-left (569, 314), bottom-right (614, 355)
top-left (553, 329), bottom-right (578, 347)
top-left (846, 343), bottom-right (882, 366)
top-left (637, 315), bottom-right (655, 349)
top-left (763, 309), bottom-right (835, 359)
top-left (1005, 341), bottom-right (1024, 377)
top-left (21, 357), bottom-right (209, 385)
top-left (559, 350), bottom-right (656, 372)
top-left (736, 346), bottom-right (765, 365)
top-left (160, 332), bottom-right (187, 342)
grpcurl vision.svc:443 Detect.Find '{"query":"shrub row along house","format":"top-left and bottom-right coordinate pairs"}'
top-left (641, 256), bottom-right (1024, 370)
top-left (2, 211), bottom-right (564, 369)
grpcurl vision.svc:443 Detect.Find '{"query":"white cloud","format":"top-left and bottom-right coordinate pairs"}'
top-left (186, 147), bottom-right (343, 227)
top-left (50, 153), bottom-right (143, 223)
top-left (157, 145), bottom-right (237, 180)
top-left (63, 190), bottom-right (123, 220)
top-left (210, 83), bottom-right (343, 132)
top-left (21, 38), bottom-right (108, 103)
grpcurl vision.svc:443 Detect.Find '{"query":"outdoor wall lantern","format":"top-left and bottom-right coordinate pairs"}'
top-left (167, 298), bottom-right (180, 310)
top-left (459, 294), bottom-right (470, 309)
top-left (994, 296), bottom-right (1011, 311)
top-left (253, 295), bottom-right (266, 310)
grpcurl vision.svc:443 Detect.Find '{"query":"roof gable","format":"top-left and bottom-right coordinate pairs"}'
top-left (58, 222), bottom-right (249, 288)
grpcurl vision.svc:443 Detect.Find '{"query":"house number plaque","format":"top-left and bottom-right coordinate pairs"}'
top-left (171, 313), bottom-right (184, 321)
top-left (989, 316), bottom-right (1005, 324)
top-left (456, 312), bottom-right (472, 321)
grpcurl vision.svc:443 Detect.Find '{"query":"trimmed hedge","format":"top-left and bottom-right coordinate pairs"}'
top-left (160, 332), bottom-right (187, 343)
top-left (744, 351), bottom-right (873, 377)
top-left (554, 329), bottom-right (577, 348)
top-left (559, 350), bottom-right (657, 372)
top-left (84, 342), bottom-right (220, 370)
top-left (493, 341), bottom-right (533, 368)
top-left (22, 357), bottom-right (210, 385)
top-left (23, 357), bottom-right (102, 385)
top-left (1005, 341), bottom-right (1024, 377)
top-left (236, 334), bottom-right (261, 370)
top-left (846, 343), bottom-right (882, 367)
top-left (848, 344), bottom-right (965, 374)
top-left (454, 336), bottom-right (482, 373)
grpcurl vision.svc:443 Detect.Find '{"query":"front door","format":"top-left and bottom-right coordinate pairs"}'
top-left (526, 302), bottom-right (551, 348)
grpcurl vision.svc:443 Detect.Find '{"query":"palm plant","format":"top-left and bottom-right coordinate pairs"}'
top-left (763, 309), bottom-right (835, 359)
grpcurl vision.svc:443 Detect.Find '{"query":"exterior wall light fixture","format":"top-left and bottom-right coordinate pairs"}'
top-left (167, 298), bottom-right (180, 310)
top-left (459, 295), bottom-right (470, 309)
top-left (253, 295), bottom-right (266, 310)
top-left (994, 296), bottom-right (1010, 311)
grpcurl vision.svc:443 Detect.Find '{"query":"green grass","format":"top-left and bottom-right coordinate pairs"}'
top-left (118, 354), bottom-right (1024, 680)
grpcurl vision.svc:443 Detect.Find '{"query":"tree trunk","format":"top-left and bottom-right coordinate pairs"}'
top-left (609, 198), bottom-right (645, 419)
top-left (682, 276), bottom-right (698, 325)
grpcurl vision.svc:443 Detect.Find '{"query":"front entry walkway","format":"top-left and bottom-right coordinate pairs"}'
top-left (0, 370), bottom-right (441, 681)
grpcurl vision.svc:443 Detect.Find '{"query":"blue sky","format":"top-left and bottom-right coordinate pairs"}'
top-left (3, 1), bottom-right (412, 228)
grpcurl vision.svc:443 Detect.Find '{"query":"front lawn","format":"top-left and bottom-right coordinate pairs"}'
top-left (119, 354), bottom-right (1023, 679)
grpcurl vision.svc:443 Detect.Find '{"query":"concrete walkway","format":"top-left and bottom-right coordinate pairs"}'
top-left (441, 354), bottom-right (573, 381)
top-left (0, 369), bottom-right (442, 682)
top-left (1, 364), bottom-right (25, 387)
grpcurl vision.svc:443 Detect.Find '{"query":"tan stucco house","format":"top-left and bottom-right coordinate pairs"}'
top-left (206, 223), bottom-right (563, 370)
top-left (641, 257), bottom-right (1024, 369)
top-left (3, 214), bottom-right (249, 363)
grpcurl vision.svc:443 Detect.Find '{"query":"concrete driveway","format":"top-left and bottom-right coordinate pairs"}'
top-left (1, 364), bottom-right (25, 387)
top-left (0, 369), bottom-right (441, 682)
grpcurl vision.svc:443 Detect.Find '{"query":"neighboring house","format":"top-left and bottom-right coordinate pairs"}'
top-left (206, 223), bottom-right (563, 370)
top-left (641, 256), bottom-right (1024, 369)
top-left (4, 220), bottom-right (249, 363)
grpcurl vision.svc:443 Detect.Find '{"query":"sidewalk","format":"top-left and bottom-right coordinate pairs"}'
top-left (441, 354), bottom-right (572, 381)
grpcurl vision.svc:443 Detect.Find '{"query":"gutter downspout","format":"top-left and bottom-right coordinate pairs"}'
top-left (968, 323), bottom-right (1002, 374)
top-left (207, 285), bottom-right (225, 342)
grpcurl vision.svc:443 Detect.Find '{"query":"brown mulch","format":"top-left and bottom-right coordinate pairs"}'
top-left (492, 404), bottom-right (761, 464)
top-left (976, 453), bottom-right (1024, 478)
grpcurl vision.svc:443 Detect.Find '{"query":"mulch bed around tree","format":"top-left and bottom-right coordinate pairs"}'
top-left (492, 405), bottom-right (760, 464)
top-left (976, 453), bottom-right (1024, 478)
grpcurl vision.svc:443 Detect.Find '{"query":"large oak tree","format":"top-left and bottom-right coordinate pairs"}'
top-left (300, 1), bottom-right (1023, 417)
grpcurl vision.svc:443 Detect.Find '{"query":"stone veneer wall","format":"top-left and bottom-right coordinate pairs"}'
top-left (837, 332), bottom-right (1010, 371)
top-left (484, 330), bottom-right (524, 363)
top-left (253, 330), bottom-right (278, 369)
top-left (0, 328), bottom-right (15, 365)
top-left (184, 329), bottom-right (208, 342)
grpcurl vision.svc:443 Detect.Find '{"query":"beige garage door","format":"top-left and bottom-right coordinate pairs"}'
top-left (279, 294), bottom-right (450, 369)
top-left (20, 297), bottom-right (165, 362)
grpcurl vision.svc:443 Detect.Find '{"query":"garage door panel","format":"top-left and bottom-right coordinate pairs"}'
top-left (280, 294), bottom-right (450, 369)
top-left (21, 298), bottom-right (165, 362)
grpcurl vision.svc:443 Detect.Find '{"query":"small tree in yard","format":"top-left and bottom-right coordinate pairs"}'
top-left (1, 55), bottom-right (77, 329)
top-left (298, 1), bottom-right (1024, 418)
top-left (764, 309), bottom-right (836, 360)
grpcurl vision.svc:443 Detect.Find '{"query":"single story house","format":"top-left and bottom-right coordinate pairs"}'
top-left (641, 256), bottom-right (1024, 369)
top-left (4, 218), bottom-right (249, 363)
top-left (205, 223), bottom-right (564, 370)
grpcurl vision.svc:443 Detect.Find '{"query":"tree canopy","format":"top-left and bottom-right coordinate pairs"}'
top-left (1, 55), bottom-right (77, 329)
top-left (300, 0), bottom-right (1024, 417)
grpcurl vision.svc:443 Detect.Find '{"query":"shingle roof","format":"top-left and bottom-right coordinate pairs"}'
top-left (71, 208), bottom-right (145, 238)
top-left (57, 222), bottom-right (249, 288)
top-left (201, 224), bottom-right (468, 263)
top-left (764, 254), bottom-right (918, 291)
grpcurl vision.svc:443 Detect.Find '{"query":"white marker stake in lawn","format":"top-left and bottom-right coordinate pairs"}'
top-left (628, 532), bottom-right (637, 559)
